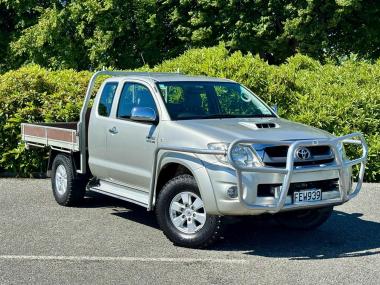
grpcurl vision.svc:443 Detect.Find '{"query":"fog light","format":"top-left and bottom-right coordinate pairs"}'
top-left (227, 186), bottom-right (238, 198)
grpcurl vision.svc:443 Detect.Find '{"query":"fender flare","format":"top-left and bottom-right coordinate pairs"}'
top-left (150, 151), bottom-right (220, 214)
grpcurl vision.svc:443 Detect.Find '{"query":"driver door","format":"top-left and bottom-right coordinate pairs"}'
top-left (106, 81), bottom-right (159, 192)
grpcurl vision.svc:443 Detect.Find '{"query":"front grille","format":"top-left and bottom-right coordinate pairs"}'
top-left (265, 145), bottom-right (331, 157)
top-left (257, 178), bottom-right (339, 197)
top-left (262, 144), bottom-right (334, 167)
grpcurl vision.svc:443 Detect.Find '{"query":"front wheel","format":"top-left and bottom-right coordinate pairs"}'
top-left (274, 206), bottom-right (334, 230)
top-left (156, 174), bottom-right (223, 248)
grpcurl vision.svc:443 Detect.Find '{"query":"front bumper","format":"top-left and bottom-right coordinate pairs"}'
top-left (206, 132), bottom-right (368, 215)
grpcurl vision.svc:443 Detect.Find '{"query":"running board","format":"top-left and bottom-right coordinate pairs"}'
top-left (89, 180), bottom-right (149, 208)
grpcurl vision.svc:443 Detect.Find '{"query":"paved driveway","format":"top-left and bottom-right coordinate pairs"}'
top-left (0, 179), bottom-right (379, 284)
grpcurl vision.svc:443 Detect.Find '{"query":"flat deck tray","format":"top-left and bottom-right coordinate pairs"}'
top-left (21, 122), bottom-right (79, 151)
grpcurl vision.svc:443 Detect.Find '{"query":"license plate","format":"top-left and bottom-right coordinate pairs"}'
top-left (293, 189), bottom-right (322, 203)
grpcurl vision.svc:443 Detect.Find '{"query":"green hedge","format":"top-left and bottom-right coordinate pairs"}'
top-left (0, 67), bottom-right (92, 175)
top-left (1, 45), bottom-right (379, 181)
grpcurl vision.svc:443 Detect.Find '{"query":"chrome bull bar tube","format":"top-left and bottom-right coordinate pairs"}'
top-left (227, 132), bottom-right (368, 213)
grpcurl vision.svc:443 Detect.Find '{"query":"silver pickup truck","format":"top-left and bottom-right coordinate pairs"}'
top-left (21, 71), bottom-right (368, 248)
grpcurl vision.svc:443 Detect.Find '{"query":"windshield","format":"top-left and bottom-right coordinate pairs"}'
top-left (157, 81), bottom-right (275, 120)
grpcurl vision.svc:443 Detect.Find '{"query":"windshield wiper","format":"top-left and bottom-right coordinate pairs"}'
top-left (247, 114), bottom-right (277, 118)
top-left (176, 113), bottom-right (276, 120)
top-left (202, 114), bottom-right (276, 119)
top-left (202, 114), bottom-right (238, 119)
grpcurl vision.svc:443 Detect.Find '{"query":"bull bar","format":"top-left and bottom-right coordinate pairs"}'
top-left (149, 132), bottom-right (368, 213)
top-left (227, 132), bottom-right (368, 213)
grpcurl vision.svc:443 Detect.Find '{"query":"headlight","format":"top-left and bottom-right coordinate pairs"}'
top-left (208, 142), bottom-right (263, 167)
top-left (230, 145), bottom-right (263, 167)
top-left (208, 143), bottom-right (229, 163)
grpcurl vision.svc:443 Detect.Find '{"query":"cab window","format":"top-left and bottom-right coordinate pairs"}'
top-left (117, 83), bottom-right (157, 119)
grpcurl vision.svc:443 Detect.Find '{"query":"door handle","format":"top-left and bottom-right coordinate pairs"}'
top-left (109, 127), bottom-right (118, 134)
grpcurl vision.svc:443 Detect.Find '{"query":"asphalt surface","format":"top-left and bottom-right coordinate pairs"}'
top-left (0, 179), bottom-right (379, 284)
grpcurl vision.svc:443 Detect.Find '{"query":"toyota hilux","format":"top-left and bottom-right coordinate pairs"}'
top-left (21, 71), bottom-right (368, 248)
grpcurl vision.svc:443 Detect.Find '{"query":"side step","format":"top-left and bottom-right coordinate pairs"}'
top-left (89, 180), bottom-right (149, 208)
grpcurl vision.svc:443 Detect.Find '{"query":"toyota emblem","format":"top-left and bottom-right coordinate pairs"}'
top-left (295, 147), bottom-right (311, 160)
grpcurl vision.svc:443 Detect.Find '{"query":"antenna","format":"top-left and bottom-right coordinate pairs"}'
top-left (140, 52), bottom-right (152, 80)
top-left (140, 52), bottom-right (146, 66)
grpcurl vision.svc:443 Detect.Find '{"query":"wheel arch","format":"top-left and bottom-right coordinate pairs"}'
top-left (47, 149), bottom-right (81, 177)
top-left (153, 153), bottom-right (219, 214)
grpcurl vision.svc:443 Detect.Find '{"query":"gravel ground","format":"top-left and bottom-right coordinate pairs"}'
top-left (0, 179), bottom-right (379, 284)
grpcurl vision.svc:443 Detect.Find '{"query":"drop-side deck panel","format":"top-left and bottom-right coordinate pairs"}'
top-left (21, 122), bottom-right (79, 152)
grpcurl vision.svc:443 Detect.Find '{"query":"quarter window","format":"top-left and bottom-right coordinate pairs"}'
top-left (98, 82), bottom-right (118, 117)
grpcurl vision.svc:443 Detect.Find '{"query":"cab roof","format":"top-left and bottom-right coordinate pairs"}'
top-left (108, 72), bottom-right (235, 83)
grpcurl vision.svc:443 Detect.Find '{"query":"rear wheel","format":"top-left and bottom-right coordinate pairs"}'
top-left (156, 174), bottom-right (223, 248)
top-left (274, 206), bottom-right (334, 230)
top-left (51, 154), bottom-right (86, 206)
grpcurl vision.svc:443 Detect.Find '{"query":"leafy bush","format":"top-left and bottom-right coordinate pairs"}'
top-left (1, 45), bottom-right (379, 181)
top-left (0, 66), bottom-right (92, 175)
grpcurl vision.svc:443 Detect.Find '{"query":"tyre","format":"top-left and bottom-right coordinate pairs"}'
top-left (274, 206), bottom-right (334, 230)
top-left (51, 154), bottom-right (87, 206)
top-left (156, 174), bottom-right (223, 248)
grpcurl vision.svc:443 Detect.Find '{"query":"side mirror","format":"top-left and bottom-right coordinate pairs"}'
top-left (271, 104), bottom-right (278, 114)
top-left (131, 107), bottom-right (158, 124)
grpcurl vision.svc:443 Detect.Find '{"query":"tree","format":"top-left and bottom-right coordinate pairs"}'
top-left (2, 0), bottom-right (380, 70)
top-left (9, 0), bottom-right (162, 70)
top-left (0, 0), bottom-right (67, 71)
top-left (153, 0), bottom-right (380, 63)
top-left (0, 3), bottom-right (14, 72)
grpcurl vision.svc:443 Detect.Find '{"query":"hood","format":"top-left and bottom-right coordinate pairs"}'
top-left (162, 118), bottom-right (334, 147)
